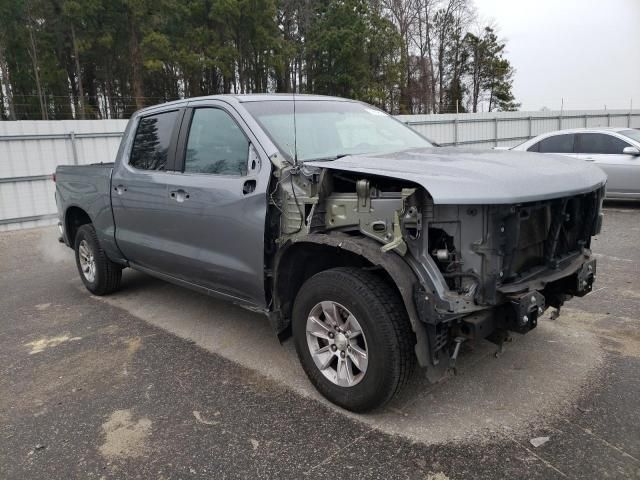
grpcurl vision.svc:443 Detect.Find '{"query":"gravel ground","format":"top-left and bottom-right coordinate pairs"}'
top-left (1, 203), bottom-right (639, 479)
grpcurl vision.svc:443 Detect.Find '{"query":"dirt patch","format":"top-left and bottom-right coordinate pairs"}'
top-left (558, 308), bottom-right (640, 358)
top-left (24, 334), bottom-right (82, 354)
top-left (125, 336), bottom-right (142, 355)
top-left (193, 410), bottom-right (219, 426)
top-left (426, 474), bottom-right (451, 480)
top-left (0, 343), bottom-right (133, 414)
top-left (99, 409), bottom-right (152, 459)
top-left (621, 289), bottom-right (640, 301)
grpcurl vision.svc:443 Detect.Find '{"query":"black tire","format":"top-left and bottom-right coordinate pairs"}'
top-left (292, 267), bottom-right (416, 412)
top-left (74, 224), bottom-right (122, 295)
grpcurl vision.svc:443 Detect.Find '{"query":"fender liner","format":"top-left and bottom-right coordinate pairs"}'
top-left (273, 233), bottom-right (431, 367)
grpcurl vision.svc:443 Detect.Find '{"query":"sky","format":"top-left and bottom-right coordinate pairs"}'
top-left (474, 0), bottom-right (640, 111)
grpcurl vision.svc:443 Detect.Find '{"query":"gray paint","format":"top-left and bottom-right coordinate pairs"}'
top-left (308, 147), bottom-right (607, 205)
top-left (54, 163), bottom-right (122, 262)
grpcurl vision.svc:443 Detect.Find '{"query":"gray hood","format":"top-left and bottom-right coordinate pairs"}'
top-left (306, 147), bottom-right (607, 204)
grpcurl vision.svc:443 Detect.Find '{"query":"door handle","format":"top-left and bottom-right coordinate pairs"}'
top-left (243, 180), bottom-right (256, 195)
top-left (170, 189), bottom-right (190, 203)
top-left (585, 158), bottom-right (595, 162)
top-left (113, 184), bottom-right (127, 195)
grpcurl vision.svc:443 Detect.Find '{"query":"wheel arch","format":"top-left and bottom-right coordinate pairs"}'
top-left (64, 205), bottom-right (93, 246)
top-left (272, 233), bottom-right (430, 367)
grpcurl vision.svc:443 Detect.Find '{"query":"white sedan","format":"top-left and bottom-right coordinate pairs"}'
top-left (512, 127), bottom-right (640, 200)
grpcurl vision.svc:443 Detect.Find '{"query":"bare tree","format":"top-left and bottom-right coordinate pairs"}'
top-left (380, 0), bottom-right (420, 113)
top-left (70, 23), bottom-right (85, 119)
top-left (432, 0), bottom-right (469, 112)
top-left (413, 0), bottom-right (436, 113)
top-left (26, 2), bottom-right (47, 119)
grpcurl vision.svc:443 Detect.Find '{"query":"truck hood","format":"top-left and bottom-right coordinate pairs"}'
top-left (306, 147), bottom-right (607, 204)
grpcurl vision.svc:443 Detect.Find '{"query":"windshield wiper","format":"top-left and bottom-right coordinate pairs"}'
top-left (304, 153), bottom-right (352, 162)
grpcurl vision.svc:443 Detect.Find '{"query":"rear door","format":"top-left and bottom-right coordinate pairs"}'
top-left (527, 133), bottom-right (576, 158)
top-left (159, 100), bottom-right (271, 307)
top-left (111, 108), bottom-right (185, 271)
top-left (575, 133), bottom-right (639, 196)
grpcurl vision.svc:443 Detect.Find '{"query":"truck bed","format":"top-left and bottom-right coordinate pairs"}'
top-left (55, 163), bottom-right (116, 257)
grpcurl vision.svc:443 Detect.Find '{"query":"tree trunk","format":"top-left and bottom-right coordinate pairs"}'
top-left (128, 13), bottom-right (145, 110)
top-left (70, 23), bottom-right (85, 119)
top-left (425, 22), bottom-right (436, 113)
top-left (437, 42), bottom-right (444, 112)
top-left (0, 45), bottom-right (16, 120)
top-left (27, 24), bottom-right (47, 119)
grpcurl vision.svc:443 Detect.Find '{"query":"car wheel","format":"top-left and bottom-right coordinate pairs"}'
top-left (292, 267), bottom-right (415, 412)
top-left (74, 224), bottom-right (122, 295)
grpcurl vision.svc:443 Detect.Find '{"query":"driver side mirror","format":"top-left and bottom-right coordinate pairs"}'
top-left (623, 146), bottom-right (640, 156)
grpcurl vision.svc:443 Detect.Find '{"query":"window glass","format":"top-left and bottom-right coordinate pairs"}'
top-left (527, 142), bottom-right (540, 152)
top-left (184, 108), bottom-right (249, 175)
top-left (619, 129), bottom-right (640, 143)
top-left (538, 134), bottom-right (575, 153)
top-left (577, 133), bottom-right (630, 154)
top-left (129, 110), bottom-right (178, 170)
top-left (243, 100), bottom-right (432, 162)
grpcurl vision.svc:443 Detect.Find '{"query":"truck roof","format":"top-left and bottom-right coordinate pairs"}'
top-left (136, 94), bottom-right (353, 115)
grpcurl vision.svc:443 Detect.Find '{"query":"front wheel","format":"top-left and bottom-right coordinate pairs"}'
top-left (74, 224), bottom-right (122, 295)
top-left (292, 267), bottom-right (415, 412)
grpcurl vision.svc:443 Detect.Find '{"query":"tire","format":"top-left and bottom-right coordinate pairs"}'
top-left (74, 224), bottom-right (122, 295)
top-left (292, 267), bottom-right (416, 412)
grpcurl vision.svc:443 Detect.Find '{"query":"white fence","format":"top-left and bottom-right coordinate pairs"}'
top-left (1, 109), bottom-right (639, 230)
top-left (396, 109), bottom-right (640, 148)
top-left (0, 120), bottom-right (127, 230)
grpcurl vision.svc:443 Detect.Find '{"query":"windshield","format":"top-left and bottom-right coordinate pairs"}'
top-left (243, 100), bottom-right (433, 162)
top-left (619, 129), bottom-right (640, 143)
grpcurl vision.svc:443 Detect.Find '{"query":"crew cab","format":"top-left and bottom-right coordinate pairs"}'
top-left (55, 95), bottom-right (606, 412)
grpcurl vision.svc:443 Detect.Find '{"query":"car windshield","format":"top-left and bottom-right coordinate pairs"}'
top-left (619, 129), bottom-right (640, 143)
top-left (243, 100), bottom-right (433, 162)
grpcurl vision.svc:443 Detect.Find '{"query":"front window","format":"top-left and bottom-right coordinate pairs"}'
top-left (184, 108), bottom-right (249, 176)
top-left (243, 100), bottom-right (433, 162)
top-left (576, 133), bottom-right (629, 154)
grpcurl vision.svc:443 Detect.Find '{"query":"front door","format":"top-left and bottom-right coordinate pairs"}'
top-left (575, 133), bottom-right (640, 197)
top-left (160, 102), bottom-right (270, 307)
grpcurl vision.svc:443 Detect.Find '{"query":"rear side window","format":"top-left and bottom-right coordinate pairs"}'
top-left (536, 134), bottom-right (575, 153)
top-left (576, 133), bottom-right (630, 154)
top-left (184, 108), bottom-right (249, 176)
top-left (129, 110), bottom-right (179, 170)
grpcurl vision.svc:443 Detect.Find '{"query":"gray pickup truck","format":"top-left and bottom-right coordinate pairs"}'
top-left (56, 94), bottom-right (606, 412)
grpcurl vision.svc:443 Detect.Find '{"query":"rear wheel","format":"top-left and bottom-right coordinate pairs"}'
top-left (74, 224), bottom-right (122, 295)
top-left (292, 267), bottom-right (415, 412)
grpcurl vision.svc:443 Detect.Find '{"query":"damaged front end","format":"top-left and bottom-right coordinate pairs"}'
top-left (268, 157), bottom-right (605, 380)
